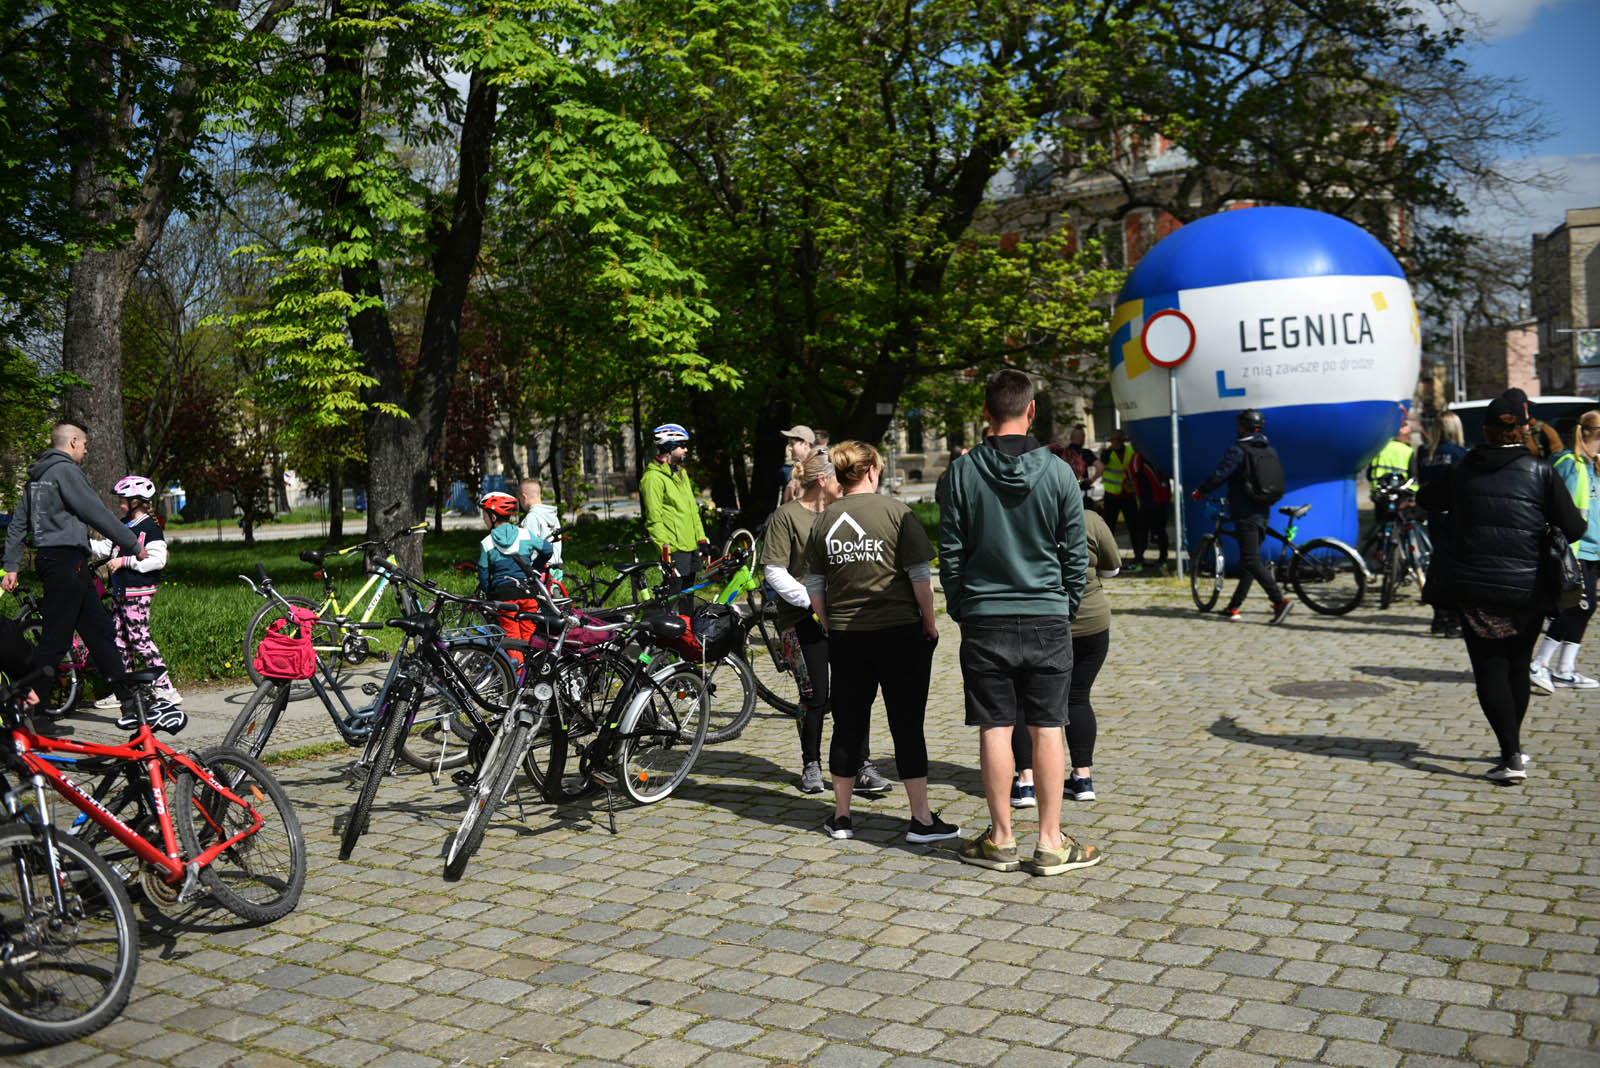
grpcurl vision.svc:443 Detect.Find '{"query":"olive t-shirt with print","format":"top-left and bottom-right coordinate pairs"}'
top-left (762, 499), bottom-right (824, 630)
top-left (803, 493), bottom-right (934, 631)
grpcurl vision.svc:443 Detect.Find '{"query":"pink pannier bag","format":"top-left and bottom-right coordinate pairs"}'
top-left (253, 607), bottom-right (319, 680)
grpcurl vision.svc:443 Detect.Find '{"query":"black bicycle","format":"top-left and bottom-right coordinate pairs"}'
top-left (1357, 472), bottom-right (1432, 609)
top-left (1191, 497), bottom-right (1367, 615)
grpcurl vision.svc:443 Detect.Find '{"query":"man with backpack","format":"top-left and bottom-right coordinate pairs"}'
top-left (1191, 408), bottom-right (1293, 623)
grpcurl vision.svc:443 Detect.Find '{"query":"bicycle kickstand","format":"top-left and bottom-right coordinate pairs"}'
top-left (592, 769), bottom-right (620, 835)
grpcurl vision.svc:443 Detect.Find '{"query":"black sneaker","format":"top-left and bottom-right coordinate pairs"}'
top-left (149, 703), bottom-right (188, 735)
top-left (854, 760), bottom-right (893, 796)
top-left (906, 812), bottom-right (961, 843)
top-left (1270, 599), bottom-right (1294, 625)
top-left (822, 814), bottom-right (854, 839)
top-left (115, 698), bottom-right (143, 731)
top-left (1487, 756), bottom-right (1526, 784)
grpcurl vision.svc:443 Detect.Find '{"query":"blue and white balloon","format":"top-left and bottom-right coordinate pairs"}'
top-left (1109, 206), bottom-right (1420, 552)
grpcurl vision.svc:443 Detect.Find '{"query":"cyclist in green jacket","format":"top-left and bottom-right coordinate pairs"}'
top-left (639, 423), bottom-right (707, 610)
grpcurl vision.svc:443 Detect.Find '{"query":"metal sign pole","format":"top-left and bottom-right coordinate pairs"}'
top-left (1170, 368), bottom-right (1184, 581)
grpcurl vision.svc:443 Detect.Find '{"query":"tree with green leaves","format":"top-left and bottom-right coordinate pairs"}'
top-left (0, 0), bottom-right (294, 497)
top-left (235, 0), bottom-right (724, 564)
top-left (618, 0), bottom-right (1137, 510)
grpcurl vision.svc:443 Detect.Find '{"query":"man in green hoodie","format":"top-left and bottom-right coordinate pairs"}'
top-left (938, 369), bottom-right (1099, 876)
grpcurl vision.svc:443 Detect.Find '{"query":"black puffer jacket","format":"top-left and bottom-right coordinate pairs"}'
top-left (1417, 444), bottom-right (1585, 610)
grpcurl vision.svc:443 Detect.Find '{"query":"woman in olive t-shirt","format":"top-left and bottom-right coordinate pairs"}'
top-left (761, 451), bottom-right (840, 793)
top-left (804, 442), bottom-right (960, 844)
top-left (1011, 506), bottom-right (1119, 805)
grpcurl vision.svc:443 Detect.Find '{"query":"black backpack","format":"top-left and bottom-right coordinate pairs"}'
top-left (1239, 443), bottom-right (1285, 505)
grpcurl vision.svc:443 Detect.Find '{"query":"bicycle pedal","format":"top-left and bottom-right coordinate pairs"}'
top-left (592, 769), bottom-right (617, 786)
top-left (451, 769), bottom-right (478, 788)
top-left (361, 682), bottom-right (380, 696)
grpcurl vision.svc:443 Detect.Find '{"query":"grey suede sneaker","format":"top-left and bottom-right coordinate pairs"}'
top-left (798, 761), bottom-right (825, 794)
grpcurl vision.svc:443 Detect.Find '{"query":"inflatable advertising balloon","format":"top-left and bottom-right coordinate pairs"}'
top-left (1108, 206), bottom-right (1420, 556)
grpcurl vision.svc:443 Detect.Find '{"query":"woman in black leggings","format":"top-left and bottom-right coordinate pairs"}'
top-left (805, 441), bottom-right (959, 844)
top-left (1418, 396), bottom-right (1585, 782)
top-left (1012, 505), bottom-right (1119, 805)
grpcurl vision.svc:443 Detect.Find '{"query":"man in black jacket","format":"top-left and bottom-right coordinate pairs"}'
top-left (0, 424), bottom-right (173, 728)
top-left (1191, 409), bottom-right (1293, 624)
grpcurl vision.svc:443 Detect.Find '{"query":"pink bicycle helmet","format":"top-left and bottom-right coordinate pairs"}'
top-left (113, 475), bottom-right (156, 501)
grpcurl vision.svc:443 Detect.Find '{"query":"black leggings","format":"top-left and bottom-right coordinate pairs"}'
top-left (1229, 515), bottom-right (1282, 607)
top-left (35, 547), bottom-right (130, 696)
top-left (1013, 628), bottom-right (1110, 772)
top-left (828, 623), bottom-right (932, 780)
top-left (783, 615), bottom-right (832, 765)
top-left (1461, 613), bottom-right (1542, 761)
top-left (1546, 559), bottom-right (1600, 644)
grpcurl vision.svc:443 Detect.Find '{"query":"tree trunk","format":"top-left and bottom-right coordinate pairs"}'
top-left (62, 250), bottom-right (137, 501)
top-left (327, 462), bottom-right (344, 543)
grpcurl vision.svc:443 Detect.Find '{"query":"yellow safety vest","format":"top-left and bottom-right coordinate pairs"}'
top-left (1102, 444), bottom-right (1136, 496)
top-left (1368, 440), bottom-right (1414, 489)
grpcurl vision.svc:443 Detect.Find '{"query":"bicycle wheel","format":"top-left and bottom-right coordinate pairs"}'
top-left (243, 595), bottom-right (338, 700)
top-left (746, 609), bottom-right (801, 717)
top-left (1379, 537), bottom-right (1401, 609)
top-left (0, 824), bottom-right (138, 1044)
top-left (1190, 534), bottom-right (1225, 612)
top-left (616, 666), bottom-right (709, 805)
top-left (1289, 538), bottom-right (1366, 615)
top-left (340, 685), bottom-right (414, 859)
top-left (444, 719), bottom-right (530, 880)
top-left (176, 746), bottom-right (306, 923)
top-left (721, 527), bottom-right (757, 563)
top-left (221, 679), bottom-right (292, 761)
top-left (18, 619), bottom-right (80, 716)
top-left (699, 653), bottom-right (755, 744)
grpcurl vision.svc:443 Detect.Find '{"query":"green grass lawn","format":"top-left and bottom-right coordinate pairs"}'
top-left (2, 516), bottom-right (655, 690)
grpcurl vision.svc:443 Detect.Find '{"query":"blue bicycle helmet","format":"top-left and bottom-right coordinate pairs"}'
top-left (653, 423), bottom-right (690, 447)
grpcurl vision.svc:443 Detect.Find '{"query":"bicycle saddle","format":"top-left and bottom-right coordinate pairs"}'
top-left (640, 614), bottom-right (686, 639)
top-left (1277, 504), bottom-right (1311, 519)
top-left (614, 560), bottom-right (658, 577)
top-left (300, 548), bottom-right (328, 566)
top-left (125, 667), bottom-right (166, 685)
top-left (386, 613), bottom-right (440, 637)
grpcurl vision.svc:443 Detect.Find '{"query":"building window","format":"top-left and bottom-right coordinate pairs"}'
top-left (906, 409), bottom-right (924, 453)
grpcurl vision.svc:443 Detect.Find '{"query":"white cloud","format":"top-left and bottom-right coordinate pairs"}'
top-left (1427, 0), bottom-right (1572, 41)
top-left (1462, 154), bottom-right (1600, 240)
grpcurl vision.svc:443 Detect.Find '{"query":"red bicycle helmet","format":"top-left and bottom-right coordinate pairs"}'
top-left (479, 491), bottom-right (519, 519)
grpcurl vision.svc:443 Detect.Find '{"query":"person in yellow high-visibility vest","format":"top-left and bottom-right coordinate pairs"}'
top-left (1097, 428), bottom-right (1141, 569)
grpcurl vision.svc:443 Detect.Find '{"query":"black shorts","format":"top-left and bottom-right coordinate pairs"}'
top-left (958, 615), bottom-right (1073, 728)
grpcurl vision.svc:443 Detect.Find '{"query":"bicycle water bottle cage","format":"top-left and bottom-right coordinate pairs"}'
top-left (386, 614), bottom-right (440, 637)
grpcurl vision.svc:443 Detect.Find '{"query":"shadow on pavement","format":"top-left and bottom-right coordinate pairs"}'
top-left (1209, 714), bottom-right (1488, 782)
top-left (1354, 663), bottom-right (1475, 685)
top-left (1120, 604), bottom-right (1430, 641)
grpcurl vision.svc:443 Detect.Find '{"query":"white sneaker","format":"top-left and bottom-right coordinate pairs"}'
top-left (1529, 663), bottom-right (1555, 695)
top-left (155, 685), bottom-right (183, 704)
top-left (92, 694), bottom-right (121, 710)
top-left (1550, 671), bottom-right (1600, 690)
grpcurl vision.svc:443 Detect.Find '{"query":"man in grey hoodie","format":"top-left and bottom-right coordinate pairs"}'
top-left (939, 369), bottom-right (1100, 877)
top-left (2, 423), bottom-right (159, 725)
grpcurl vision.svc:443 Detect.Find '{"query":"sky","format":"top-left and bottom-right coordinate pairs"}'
top-left (1451, 0), bottom-right (1600, 239)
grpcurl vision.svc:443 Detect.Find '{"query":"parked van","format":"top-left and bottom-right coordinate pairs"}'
top-left (1447, 395), bottom-right (1599, 448)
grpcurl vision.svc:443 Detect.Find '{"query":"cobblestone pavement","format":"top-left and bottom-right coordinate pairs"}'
top-left (9, 580), bottom-right (1598, 1067)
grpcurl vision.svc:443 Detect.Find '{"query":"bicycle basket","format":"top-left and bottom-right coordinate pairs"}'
top-left (655, 603), bottom-right (739, 663)
top-left (253, 607), bottom-right (319, 680)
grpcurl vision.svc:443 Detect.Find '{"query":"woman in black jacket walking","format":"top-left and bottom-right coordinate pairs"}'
top-left (1418, 396), bottom-right (1586, 783)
